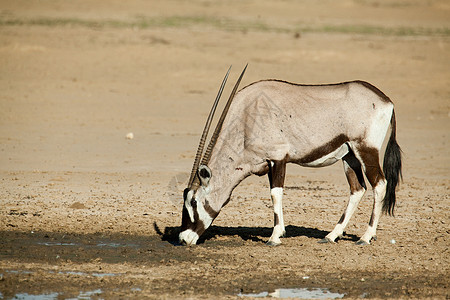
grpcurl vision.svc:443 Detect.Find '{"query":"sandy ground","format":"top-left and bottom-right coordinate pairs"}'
top-left (0, 0), bottom-right (449, 299)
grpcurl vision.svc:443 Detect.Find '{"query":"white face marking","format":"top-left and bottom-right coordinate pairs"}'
top-left (185, 188), bottom-right (214, 229)
top-left (194, 189), bottom-right (214, 229)
top-left (179, 229), bottom-right (199, 246)
top-left (185, 190), bottom-right (195, 223)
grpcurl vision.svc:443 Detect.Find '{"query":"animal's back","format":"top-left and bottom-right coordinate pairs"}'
top-left (236, 79), bottom-right (392, 114)
top-left (223, 80), bottom-right (394, 162)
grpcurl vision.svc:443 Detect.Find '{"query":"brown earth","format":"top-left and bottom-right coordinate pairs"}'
top-left (0, 0), bottom-right (449, 299)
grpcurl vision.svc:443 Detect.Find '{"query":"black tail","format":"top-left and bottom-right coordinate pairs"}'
top-left (382, 111), bottom-right (402, 216)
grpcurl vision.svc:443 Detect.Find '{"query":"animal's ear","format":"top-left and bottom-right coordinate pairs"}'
top-left (198, 165), bottom-right (212, 187)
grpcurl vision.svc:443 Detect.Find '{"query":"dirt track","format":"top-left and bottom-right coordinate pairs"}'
top-left (0, 0), bottom-right (449, 299)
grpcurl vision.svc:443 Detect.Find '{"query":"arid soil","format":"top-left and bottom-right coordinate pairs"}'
top-left (0, 0), bottom-right (449, 299)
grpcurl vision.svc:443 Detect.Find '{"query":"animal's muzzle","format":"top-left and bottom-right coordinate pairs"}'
top-left (179, 229), bottom-right (199, 246)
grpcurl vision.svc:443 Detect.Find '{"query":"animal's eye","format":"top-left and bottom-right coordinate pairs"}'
top-left (191, 198), bottom-right (197, 207)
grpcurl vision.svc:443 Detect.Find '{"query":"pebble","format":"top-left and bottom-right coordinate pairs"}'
top-left (126, 132), bottom-right (134, 139)
top-left (390, 239), bottom-right (396, 244)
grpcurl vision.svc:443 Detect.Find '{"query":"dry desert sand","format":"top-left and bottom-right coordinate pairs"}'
top-left (0, 0), bottom-right (449, 299)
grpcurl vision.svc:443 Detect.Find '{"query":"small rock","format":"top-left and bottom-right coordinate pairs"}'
top-left (126, 132), bottom-right (134, 139)
top-left (390, 239), bottom-right (396, 244)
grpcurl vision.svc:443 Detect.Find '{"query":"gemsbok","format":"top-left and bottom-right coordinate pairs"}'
top-left (179, 65), bottom-right (402, 246)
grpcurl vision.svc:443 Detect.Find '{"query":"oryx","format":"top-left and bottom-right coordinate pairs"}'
top-left (179, 65), bottom-right (402, 246)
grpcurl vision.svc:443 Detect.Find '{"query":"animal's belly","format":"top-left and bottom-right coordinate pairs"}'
top-left (298, 143), bottom-right (349, 168)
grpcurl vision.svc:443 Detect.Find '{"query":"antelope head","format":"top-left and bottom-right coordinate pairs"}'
top-left (179, 65), bottom-right (247, 246)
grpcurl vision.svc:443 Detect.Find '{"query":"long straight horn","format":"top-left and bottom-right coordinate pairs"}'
top-left (187, 66), bottom-right (232, 188)
top-left (201, 64), bottom-right (248, 166)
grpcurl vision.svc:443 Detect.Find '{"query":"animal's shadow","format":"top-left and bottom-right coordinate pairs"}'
top-left (154, 222), bottom-right (359, 245)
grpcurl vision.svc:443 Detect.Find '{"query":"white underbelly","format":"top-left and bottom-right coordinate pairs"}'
top-left (300, 143), bottom-right (349, 167)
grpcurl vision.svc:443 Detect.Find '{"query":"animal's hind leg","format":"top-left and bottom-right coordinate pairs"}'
top-left (267, 160), bottom-right (287, 246)
top-left (355, 147), bottom-right (387, 245)
top-left (320, 150), bottom-right (367, 243)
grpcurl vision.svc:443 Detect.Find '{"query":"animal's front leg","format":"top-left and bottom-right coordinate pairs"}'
top-left (267, 187), bottom-right (286, 246)
top-left (267, 160), bottom-right (287, 246)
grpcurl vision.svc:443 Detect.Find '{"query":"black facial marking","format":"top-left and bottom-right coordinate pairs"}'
top-left (204, 200), bottom-right (219, 219)
top-left (183, 188), bottom-right (190, 200)
top-left (181, 205), bottom-right (195, 231)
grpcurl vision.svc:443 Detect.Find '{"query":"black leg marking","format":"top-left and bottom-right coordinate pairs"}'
top-left (274, 213), bottom-right (280, 227)
top-left (266, 158), bottom-right (287, 246)
top-left (369, 211), bottom-right (375, 227)
top-left (355, 145), bottom-right (386, 246)
top-left (356, 146), bottom-right (385, 187)
top-left (337, 213), bottom-right (346, 225)
top-left (322, 147), bottom-right (367, 245)
top-left (268, 159), bottom-right (287, 188)
top-left (342, 147), bottom-right (366, 191)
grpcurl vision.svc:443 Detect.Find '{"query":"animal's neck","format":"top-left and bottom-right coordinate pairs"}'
top-left (206, 139), bottom-right (251, 213)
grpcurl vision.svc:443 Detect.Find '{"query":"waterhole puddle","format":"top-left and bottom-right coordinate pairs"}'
top-left (37, 241), bottom-right (138, 248)
top-left (5, 270), bottom-right (33, 274)
top-left (37, 242), bottom-right (77, 246)
top-left (55, 271), bottom-right (121, 277)
top-left (12, 292), bottom-right (60, 300)
top-left (238, 288), bottom-right (345, 299)
top-left (6, 269), bottom-right (121, 278)
top-left (11, 289), bottom-right (102, 300)
top-left (96, 242), bottom-right (138, 248)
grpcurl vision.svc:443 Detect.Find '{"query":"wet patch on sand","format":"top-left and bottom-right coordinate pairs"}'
top-left (1, 230), bottom-right (448, 299)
